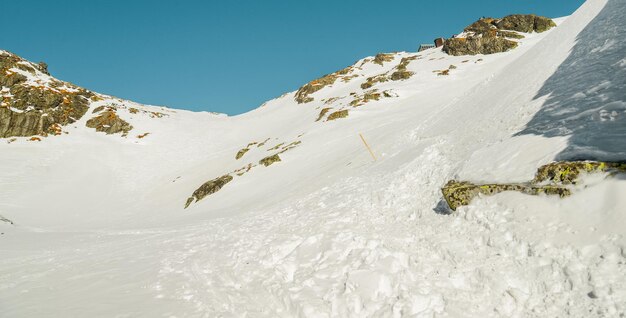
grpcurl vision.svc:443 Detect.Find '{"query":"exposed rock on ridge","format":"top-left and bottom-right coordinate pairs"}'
top-left (0, 50), bottom-right (93, 138)
top-left (443, 14), bottom-right (556, 56)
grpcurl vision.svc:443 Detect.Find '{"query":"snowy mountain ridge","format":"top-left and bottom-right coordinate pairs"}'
top-left (1, 0), bottom-right (625, 316)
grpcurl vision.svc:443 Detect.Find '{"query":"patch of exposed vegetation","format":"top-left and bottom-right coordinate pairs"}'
top-left (442, 161), bottom-right (626, 210)
top-left (184, 174), bottom-right (234, 208)
top-left (86, 110), bottom-right (133, 136)
top-left (327, 109), bottom-right (349, 121)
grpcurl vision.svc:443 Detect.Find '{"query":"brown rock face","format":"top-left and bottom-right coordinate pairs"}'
top-left (496, 14), bottom-right (557, 33)
top-left (85, 110), bottom-right (133, 136)
top-left (185, 174), bottom-right (234, 208)
top-left (442, 14), bottom-right (555, 56)
top-left (0, 51), bottom-right (93, 138)
top-left (443, 37), bottom-right (518, 56)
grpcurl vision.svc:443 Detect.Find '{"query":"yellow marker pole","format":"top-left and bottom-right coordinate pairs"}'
top-left (359, 133), bottom-right (377, 162)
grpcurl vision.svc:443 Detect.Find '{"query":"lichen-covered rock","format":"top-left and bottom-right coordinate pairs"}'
top-left (326, 109), bottom-right (349, 121)
top-left (259, 154), bottom-right (281, 167)
top-left (442, 180), bottom-right (569, 210)
top-left (443, 37), bottom-right (518, 56)
top-left (0, 51), bottom-right (93, 138)
top-left (85, 110), bottom-right (133, 136)
top-left (442, 161), bottom-right (625, 210)
top-left (533, 161), bottom-right (626, 185)
top-left (496, 14), bottom-right (556, 33)
top-left (184, 174), bottom-right (234, 208)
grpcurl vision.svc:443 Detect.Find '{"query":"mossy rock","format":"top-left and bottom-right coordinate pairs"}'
top-left (185, 174), bottom-right (234, 208)
top-left (259, 154), bottom-right (281, 167)
top-left (86, 110), bottom-right (133, 136)
top-left (441, 161), bottom-right (626, 210)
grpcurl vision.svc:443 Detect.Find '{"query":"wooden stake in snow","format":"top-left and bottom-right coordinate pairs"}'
top-left (359, 133), bottom-right (377, 162)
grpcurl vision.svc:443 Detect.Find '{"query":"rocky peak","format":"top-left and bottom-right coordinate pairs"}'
top-left (0, 50), bottom-right (94, 138)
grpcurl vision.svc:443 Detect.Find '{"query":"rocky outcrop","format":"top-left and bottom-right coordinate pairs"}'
top-left (361, 74), bottom-right (389, 89)
top-left (390, 56), bottom-right (417, 81)
top-left (294, 66), bottom-right (358, 104)
top-left (259, 154), bottom-right (281, 167)
top-left (442, 181), bottom-right (569, 211)
top-left (0, 51), bottom-right (93, 138)
top-left (327, 109), bottom-right (349, 121)
top-left (534, 161), bottom-right (626, 184)
top-left (295, 73), bottom-right (338, 104)
top-left (86, 110), bottom-right (133, 136)
top-left (372, 53), bottom-right (395, 66)
top-left (496, 14), bottom-right (557, 33)
top-left (442, 161), bottom-right (626, 210)
top-left (443, 37), bottom-right (518, 56)
top-left (443, 14), bottom-right (555, 56)
top-left (185, 174), bottom-right (234, 208)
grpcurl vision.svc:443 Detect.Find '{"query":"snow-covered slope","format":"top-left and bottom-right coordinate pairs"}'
top-left (1, 0), bottom-right (625, 317)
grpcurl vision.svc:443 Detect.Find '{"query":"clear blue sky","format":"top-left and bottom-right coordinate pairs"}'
top-left (1, 0), bottom-right (585, 115)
